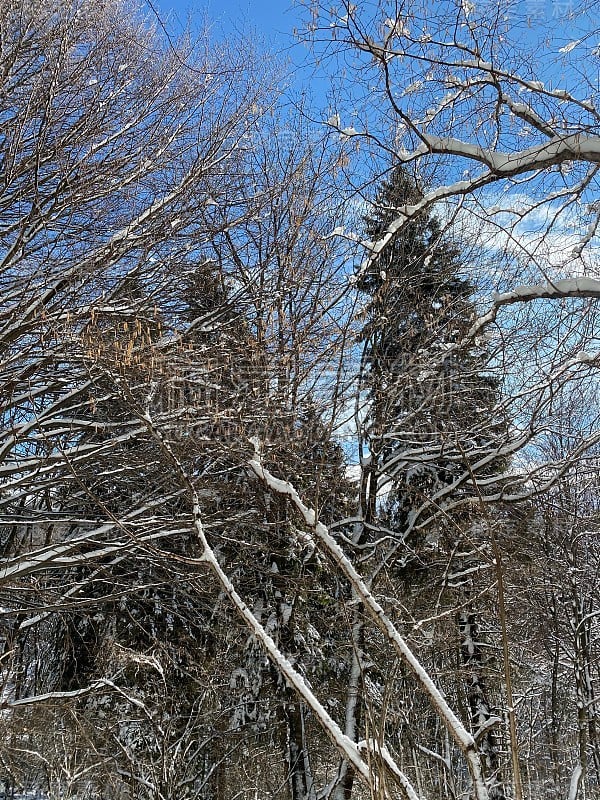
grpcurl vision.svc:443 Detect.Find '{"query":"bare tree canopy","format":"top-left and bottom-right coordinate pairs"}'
top-left (1, 1), bottom-right (600, 799)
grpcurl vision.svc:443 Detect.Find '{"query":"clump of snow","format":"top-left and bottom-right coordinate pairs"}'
top-left (383, 16), bottom-right (410, 38)
top-left (558, 40), bottom-right (581, 54)
top-left (576, 351), bottom-right (598, 363)
top-left (403, 80), bottom-right (423, 95)
top-left (461, 0), bottom-right (475, 18)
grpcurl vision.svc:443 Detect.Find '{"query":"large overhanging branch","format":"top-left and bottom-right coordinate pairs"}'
top-left (359, 137), bottom-right (600, 275)
top-left (247, 455), bottom-right (490, 800)
top-left (414, 133), bottom-right (600, 177)
top-left (467, 277), bottom-right (600, 342)
top-left (330, 9), bottom-right (600, 280)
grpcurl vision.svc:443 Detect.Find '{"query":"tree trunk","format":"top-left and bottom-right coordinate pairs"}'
top-left (459, 609), bottom-right (505, 800)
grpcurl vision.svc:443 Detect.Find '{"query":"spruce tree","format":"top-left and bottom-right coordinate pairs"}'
top-left (23, 271), bottom-right (234, 798)
top-left (358, 165), bottom-right (504, 543)
top-left (357, 165), bottom-right (508, 799)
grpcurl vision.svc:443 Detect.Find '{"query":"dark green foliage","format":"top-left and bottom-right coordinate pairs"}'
top-left (358, 165), bottom-right (505, 538)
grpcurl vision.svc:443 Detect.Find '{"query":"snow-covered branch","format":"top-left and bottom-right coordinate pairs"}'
top-left (468, 278), bottom-right (600, 341)
top-left (248, 456), bottom-right (489, 800)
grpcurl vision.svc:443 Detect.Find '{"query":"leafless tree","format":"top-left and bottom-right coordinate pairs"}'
top-left (0, 0), bottom-right (289, 794)
top-left (5, 1), bottom-right (600, 799)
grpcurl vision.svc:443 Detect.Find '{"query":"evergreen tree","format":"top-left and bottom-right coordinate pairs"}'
top-left (356, 165), bottom-right (508, 799)
top-left (358, 164), bottom-right (504, 544)
top-left (10, 269), bottom-right (235, 799)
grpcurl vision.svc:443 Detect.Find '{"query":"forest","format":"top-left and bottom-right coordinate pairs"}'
top-left (1, 0), bottom-right (600, 798)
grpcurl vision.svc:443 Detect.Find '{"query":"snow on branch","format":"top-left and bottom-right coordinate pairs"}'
top-left (0, 526), bottom-right (186, 584)
top-left (192, 506), bottom-right (375, 791)
top-left (468, 277), bottom-right (600, 341)
top-left (418, 133), bottom-right (600, 176)
top-left (568, 764), bottom-right (583, 800)
top-left (248, 455), bottom-right (490, 800)
top-left (359, 133), bottom-right (600, 277)
top-left (357, 739), bottom-right (422, 800)
top-left (3, 680), bottom-right (112, 709)
top-left (134, 410), bottom-right (375, 794)
top-left (490, 277), bottom-right (600, 305)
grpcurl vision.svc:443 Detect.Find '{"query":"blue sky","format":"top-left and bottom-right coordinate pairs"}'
top-left (148, 0), bottom-right (341, 128)
top-left (148, 0), bottom-right (324, 104)
top-left (150, 0), bottom-right (301, 44)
